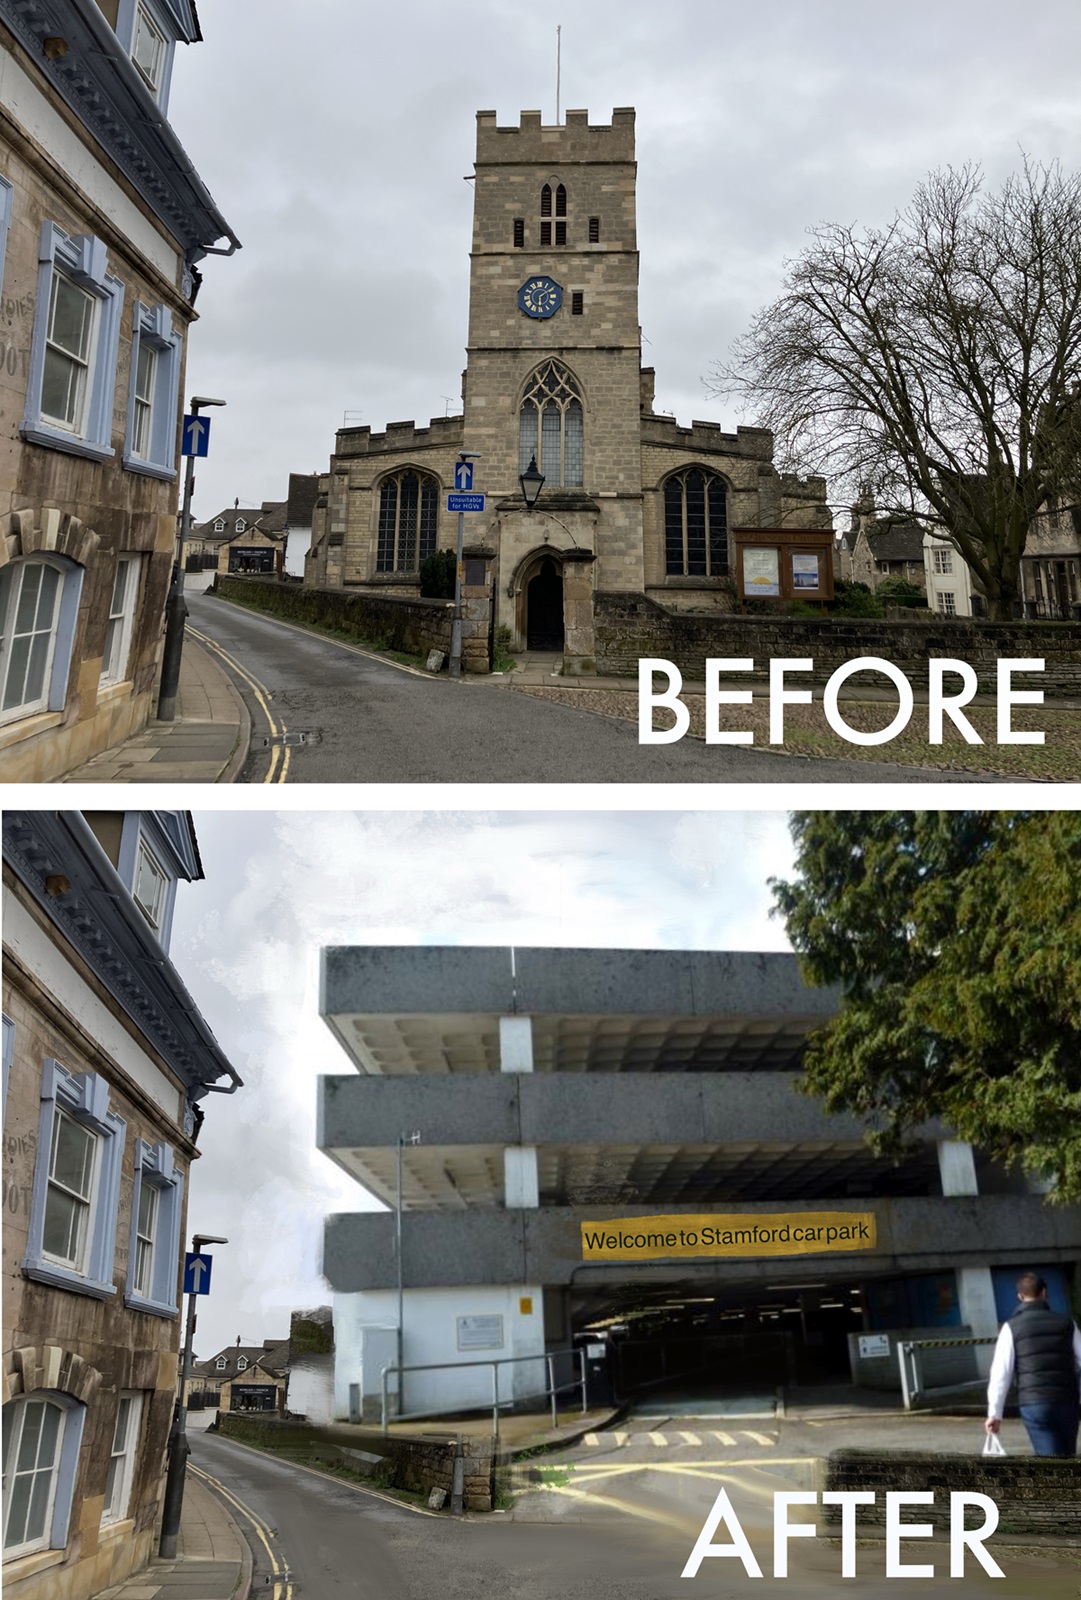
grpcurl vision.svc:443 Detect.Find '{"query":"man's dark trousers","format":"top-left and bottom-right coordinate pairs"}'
top-left (1018, 1401), bottom-right (1079, 1457)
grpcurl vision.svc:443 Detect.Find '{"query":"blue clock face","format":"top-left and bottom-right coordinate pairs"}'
top-left (518, 276), bottom-right (563, 319)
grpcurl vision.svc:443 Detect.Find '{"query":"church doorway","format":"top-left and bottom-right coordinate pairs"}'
top-left (526, 557), bottom-right (564, 650)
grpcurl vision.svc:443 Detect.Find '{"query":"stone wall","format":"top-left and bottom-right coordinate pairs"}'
top-left (594, 591), bottom-right (1081, 694)
top-left (216, 1415), bottom-right (494, 1512)
top-left (823, 1450), bottom-right (1080, 1539)
top-left (213, 576), bottom-right (463, 664)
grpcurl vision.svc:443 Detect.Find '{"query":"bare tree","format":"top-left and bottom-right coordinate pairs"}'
top-left (710, 160), bottom-right (1081, 618)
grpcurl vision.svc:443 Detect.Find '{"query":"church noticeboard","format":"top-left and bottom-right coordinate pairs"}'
top-left (733, 528), bottom-right (836, 604)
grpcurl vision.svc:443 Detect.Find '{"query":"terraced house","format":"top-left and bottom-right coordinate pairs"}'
top-left (0, 0), bottom-right (238, 781)
top-left (2, 810), bottom-right (241, 1600)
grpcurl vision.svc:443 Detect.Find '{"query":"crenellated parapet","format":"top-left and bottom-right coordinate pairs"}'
top-left (475, 106), bottom-right (636, 165)
top-left (335, 415), bottom-right (465, 459)
top-left (641, 414), bottom-right (776, 459)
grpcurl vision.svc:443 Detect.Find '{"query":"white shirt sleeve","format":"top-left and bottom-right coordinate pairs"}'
top-left (986, 1323), bottom-right (1015, 1419)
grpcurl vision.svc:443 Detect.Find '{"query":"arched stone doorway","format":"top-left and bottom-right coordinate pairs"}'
top-left (525, 555), bottom-right (564, 650)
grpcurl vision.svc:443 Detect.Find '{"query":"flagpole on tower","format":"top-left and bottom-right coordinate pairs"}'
top-left (556, 24), bottom-right (561, 124)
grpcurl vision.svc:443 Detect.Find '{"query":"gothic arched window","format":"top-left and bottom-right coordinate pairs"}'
top-left (376, 471), bottom-right (439, 573)
top-left (664, 469), bottom-right (728, 576)
top-left (519, 361), bottom-right (583, 488)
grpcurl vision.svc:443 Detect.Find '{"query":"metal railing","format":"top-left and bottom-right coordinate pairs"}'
top-left (897, 1335), bottom-right (997, 1410)
top-left (379, 1348), bottom-right (587, 1446)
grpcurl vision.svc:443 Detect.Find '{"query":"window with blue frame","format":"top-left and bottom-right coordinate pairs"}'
top-left (21, 225), bottom-right (123, 463)
top-left (125, 1140), bottom-right (183, 1317)
top-left (1, 1392), bottom-right (86, 1558)
top-left (115, 0), bottom-right (183, 114)
top-left (124, 303), bottom-right (181, 479)
top-left (116, 815), bottom-right (183, 949)
top-left (23, 1062), bottom-right (126, 1300)
top-left (0, 555), bottom-right (84, 727)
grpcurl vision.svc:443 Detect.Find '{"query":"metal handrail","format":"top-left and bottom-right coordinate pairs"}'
top-left (379, 1347), bottom-right (587, 1446)
top-left (897, 1335), bottom-right (997, 1410)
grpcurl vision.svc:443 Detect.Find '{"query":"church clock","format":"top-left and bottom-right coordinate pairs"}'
top-left (518, 276), bottom-right (563, 319)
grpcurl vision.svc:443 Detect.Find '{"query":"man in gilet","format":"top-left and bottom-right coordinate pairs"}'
top-left (985, 1271), bottom-right (1081, 1456)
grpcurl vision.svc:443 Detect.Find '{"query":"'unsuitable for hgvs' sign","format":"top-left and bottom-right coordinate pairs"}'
top-left (581, 1211), bottom-right (877, 1261)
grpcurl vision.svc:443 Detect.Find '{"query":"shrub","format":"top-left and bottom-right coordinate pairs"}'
top-left (420, 549), bottom-right (456, 598)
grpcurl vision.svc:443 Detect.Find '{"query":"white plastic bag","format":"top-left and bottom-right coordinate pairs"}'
top-left (982, 1430), bottom-right (1007, 1457)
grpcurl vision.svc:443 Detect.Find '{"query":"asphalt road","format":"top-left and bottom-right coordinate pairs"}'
top-left (186, 593), bottom-right (975, 785)
top-left (190, 1420), bottom-right (1070, 1600)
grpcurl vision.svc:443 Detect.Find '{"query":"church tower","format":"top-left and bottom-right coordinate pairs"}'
top-left (465, 108), bottom-right (644, 657)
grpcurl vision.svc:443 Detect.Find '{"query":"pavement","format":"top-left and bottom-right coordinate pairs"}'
top-left (63, 639), bottom-right (250, 784)
top-left (91, 1471), bottom-right (251, 1600)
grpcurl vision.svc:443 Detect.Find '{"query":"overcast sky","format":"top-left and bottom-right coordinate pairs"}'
top-left (166, 0), bottom-right (1081, 525)
top-left (168, 808), bottom-right (795, 1357)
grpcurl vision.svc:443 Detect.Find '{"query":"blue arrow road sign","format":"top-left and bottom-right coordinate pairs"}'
top-left (454, 460), bottom-right (474, 491)
top-left (447, 493), bottom-right (485, 513)
top-left (182, 414), bottom-right (211, 457)
top-left (184, 1252), bottom-right (213, 1295)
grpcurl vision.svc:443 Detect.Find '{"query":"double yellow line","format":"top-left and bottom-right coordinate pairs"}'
top-left (189, 1462), bottom-right (292, 1600)
top-left (187, 628), bottom-right (291, 784)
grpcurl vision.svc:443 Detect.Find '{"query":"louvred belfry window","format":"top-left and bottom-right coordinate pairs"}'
top-left (376, 472), bottom-right (439, 572)
top-left (518, 361), bottom-right (584, 488)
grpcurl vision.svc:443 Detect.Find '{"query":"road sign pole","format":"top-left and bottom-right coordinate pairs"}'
top-left (157, 445), bottom-right (195, 722)
top-left (158, 1279), bottom-right (198, 1556)
top-left (449, 508), bottom-right (465, 679)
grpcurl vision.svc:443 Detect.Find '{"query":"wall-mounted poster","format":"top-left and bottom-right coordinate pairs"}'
top-left (792, 552), bottom-right (821, 590)
top-left (743, 547), bottom-right (780, 596)
top-left (456, 1313), bottom-right (504, 1351)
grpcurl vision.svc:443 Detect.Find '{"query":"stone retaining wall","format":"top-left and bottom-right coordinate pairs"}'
top-left (213, 576), bottom-right (459, 664)
top-left (594, 592), bottom-right (1081, 695)
top-left (216, 1413), bottom-right (494, 1511)
top-left (824, 1450), bottom-right (1080, 1538)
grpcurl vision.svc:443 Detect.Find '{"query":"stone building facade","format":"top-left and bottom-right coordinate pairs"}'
top-left (306, 108), bottom-right (830, 666)
top-left (0, 0), bottom-right (237, 781)
top-left (2, 810), bottom-right (241, 1600)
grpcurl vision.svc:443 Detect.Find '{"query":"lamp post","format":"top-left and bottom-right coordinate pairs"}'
top-left (519, 454), bottom-right (545, 510)
top-left (158, 396), bottom-right (226, 721)
top-left (448, 452), bottom-right (481, 680)
top-left (158, 1232), bottom-right (228, 1557)
top-left (395, 1131), bottom-right (420, 1414)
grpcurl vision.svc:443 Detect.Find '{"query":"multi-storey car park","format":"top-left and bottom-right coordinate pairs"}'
top-left (315, 945), bottom-right (1080, 1422)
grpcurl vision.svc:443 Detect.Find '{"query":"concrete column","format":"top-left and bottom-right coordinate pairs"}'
top-left (499, 1015), bottom-right (532, 1073)
top-left (499, 1016), bottom-right (537, 1205)
top-left (937, 1140), bottom-right (978, 1196)
top-left (504, 1146), bottom-right (539, 1208)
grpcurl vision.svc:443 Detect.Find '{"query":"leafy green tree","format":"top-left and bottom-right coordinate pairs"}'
top-left (772, 812), bottom-right (1081, 1200)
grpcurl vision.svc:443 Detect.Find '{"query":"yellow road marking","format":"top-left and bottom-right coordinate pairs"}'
top-left (584, 1433), bottom-right (600, 1446)
top-left (187, 628), bottom-right (289, 784)
top-left (678, 1431), bottom-right (701, 1446)
top-left (742, 1430), bottom-right (774, 1446)
top-left (712, 1430), bottom-right (736, 1445)
top-left (648, 1431), bottom-right (668, 1446)
top-left (189, 1463), bottom-right (292, 1600)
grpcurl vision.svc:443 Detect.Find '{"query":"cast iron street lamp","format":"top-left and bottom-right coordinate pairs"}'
top-left (519, 454), bottom-right (545, 510)
top-left (158, 396), bottom-right (226, 720)
top-left (158, 1232), bottom-right (228, 1556)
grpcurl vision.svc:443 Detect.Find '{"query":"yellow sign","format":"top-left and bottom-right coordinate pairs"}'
top-left (581, 1212), bottom-right (877, 1261)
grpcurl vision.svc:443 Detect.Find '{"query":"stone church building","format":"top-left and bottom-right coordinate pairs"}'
top-left (305, 107), bottom-right (831, 665)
